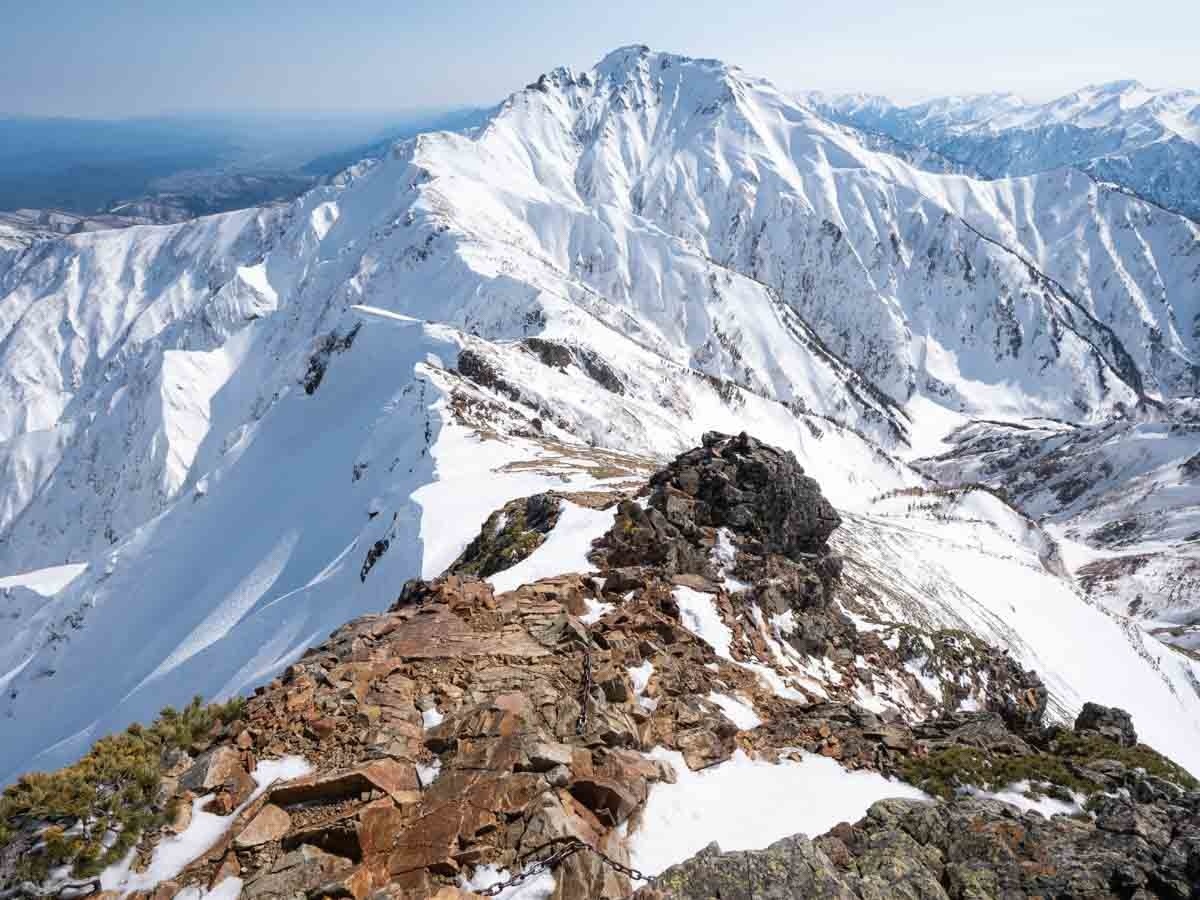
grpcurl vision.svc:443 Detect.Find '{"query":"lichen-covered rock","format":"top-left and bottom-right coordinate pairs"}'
top-left (445, 493), bottom-right (563, 578)
top-left (640, 787), bottom-right (1200, 900)
top-left (634, 836), bottom-right (858, 899)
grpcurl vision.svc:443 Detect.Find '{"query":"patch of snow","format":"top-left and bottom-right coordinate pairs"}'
top-left (739, 661), bottom-right (810, 701)
top-left (673, 586), bottom-right (733, 660)
top-left (837, 601), bottom-right (887, 633)
top-left (235, 263), bottom-right (276, 305)
top-left (628, 660), bottom-right (654, 695)
top-left (711, 528), bottom-right (749, 592)
top-left (308, 202), bottom-right (339, 241)
top-left (964, 781), bottom-right (1083, 817)
top-left (770, 610), bottom-right (798, 635)
top-left (630, 748), bottom-right (929, 876)
top-left (581, 596), bottom-right (614, 625)
top-left (904, 656), bottom-right (945, 702)
top-left (416, 758), bottom-right (442, 787)
top-left (422, 705), bottom-right (444, 728)
top-left (488, 502), bottom-right (615, 594)
top-left (707, 692), bottom-right (763, 730)
top-left (852, 683), bottom-right (893, 714)
top-left (0, 563), bottom-right (88, 595)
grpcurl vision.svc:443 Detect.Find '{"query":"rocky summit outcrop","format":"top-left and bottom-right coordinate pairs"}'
top-left (2, 434), bottom-right (1198, 900)
top-left (1075, 701), bottom-right (1139, 749)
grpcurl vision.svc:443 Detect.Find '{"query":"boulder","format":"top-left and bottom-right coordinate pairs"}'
top-left (270, 759), bottom-right (420, 807)
top-left (179, 746), bottom-right (256, 807)
top-left (633, 836), bottom-right (855, 899)
top-left (242, 845), bottom-right (353, 900)
top-left (1074, 702), bottom-right (1138, 747)
top-left (653, 432), bottom-right (842, 556)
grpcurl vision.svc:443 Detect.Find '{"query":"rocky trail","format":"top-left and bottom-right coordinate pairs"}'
top-left (2, 434), bottom-right (1198, 899)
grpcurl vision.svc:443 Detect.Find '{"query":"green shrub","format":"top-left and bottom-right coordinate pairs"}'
top-left (1050, 731), bottom-right (1197, 790)
top-left (899, 745), bottom-right (1090, 799)
top-left (899, 731), bottom-right (1197, 800)
top-left (1, 695), bottom-right (246, 884)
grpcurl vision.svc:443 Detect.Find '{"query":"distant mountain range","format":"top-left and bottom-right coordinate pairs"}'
top-left (802, 80), bottom-right (1200, 221)
top-left (0, 109), bottom-right (488, 224)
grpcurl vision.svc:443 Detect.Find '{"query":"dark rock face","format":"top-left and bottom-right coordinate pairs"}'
top-left (456, 347), bottom-right (522, 402)
top-left (592, 431), bottom-right (842, 587)
top-left (302, 324), bottom-right (361, 395)
top-left (1075, 701), bottom-right (1138, 748)
top-left (523, 337), bottom-right (626, 394)
top-left (652, 431), bottom-right (841, 556)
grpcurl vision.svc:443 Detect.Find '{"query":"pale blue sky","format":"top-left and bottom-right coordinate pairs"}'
top-left (1, 0), bottom-right (1196, 116)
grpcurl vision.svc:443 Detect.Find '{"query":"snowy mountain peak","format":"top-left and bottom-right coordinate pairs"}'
top-left (1085, 77), bottom-right (1146, 94)
top-left (593, 44), bottom-right (735, 80)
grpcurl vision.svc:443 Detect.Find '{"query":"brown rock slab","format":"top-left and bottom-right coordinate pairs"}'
top-left (234, 803), bottom-right (292, 848)
top-left (382, 605), bottom-right (550, 660)
top-left (567, 775), bottom-right (645, 826)
top-left (359, 800), bottom-right (409, 856)
top-left (242, 845), bottom-right (353, 900)
top-left (270, 758), bottom-right (419, 807)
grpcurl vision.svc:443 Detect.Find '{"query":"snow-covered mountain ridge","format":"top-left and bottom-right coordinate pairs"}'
top-left (804, 79), bottom-right (1200, 222)
top-left (1, 46), bottom-right (1199, 787)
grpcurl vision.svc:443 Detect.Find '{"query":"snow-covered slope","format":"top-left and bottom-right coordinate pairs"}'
top-left (916, 402), bottom-right (1200, 650)
top-left (2, 46), bottom-right (1199, 784)
top-left (805, 80), bottom-right (1200, 222)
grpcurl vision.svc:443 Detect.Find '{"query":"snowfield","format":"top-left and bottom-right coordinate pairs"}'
top-left (628, 748), bottom-right (929, 876)
top-left (1, 45), bottom-right (1198, 785)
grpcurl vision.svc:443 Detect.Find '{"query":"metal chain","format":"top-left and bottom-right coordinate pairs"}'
top-left (481, 630), bottom-right (648, 896)
top-left (575, 641), bottom-right (593, 735)
top-left (476, 837), bottom-right (647, 897)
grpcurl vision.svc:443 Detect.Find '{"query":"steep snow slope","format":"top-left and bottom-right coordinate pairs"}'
top-left (2, 46), bottom-right (1199, 783)
top-left (916, 402), bottom-right (1200, 648)
top-left (806, 80), bottom-right (1200, 222)
top-left (836, 501), bottom-right (1200, 775)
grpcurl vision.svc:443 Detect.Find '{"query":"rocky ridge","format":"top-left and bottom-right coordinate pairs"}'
top-left (2, 435), bottom-right (1198, 899)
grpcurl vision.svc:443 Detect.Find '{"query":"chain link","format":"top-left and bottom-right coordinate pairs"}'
top-left (475, 836), bottom-right (647, 897)
top-left (575, 641), bottom-right (593, 736)
top-left (481, 630), bottom-right (646, 896)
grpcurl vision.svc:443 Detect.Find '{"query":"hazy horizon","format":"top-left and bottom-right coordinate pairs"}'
top-left (1, 0), bottom-right (1196, 118)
